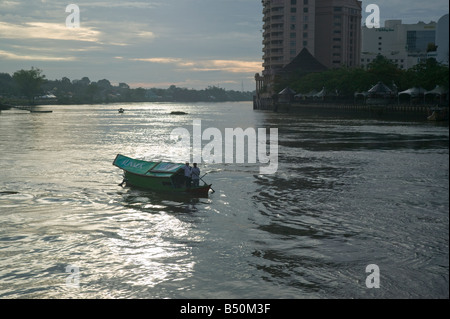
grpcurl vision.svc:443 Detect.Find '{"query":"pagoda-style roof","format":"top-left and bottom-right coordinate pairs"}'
top-left (368, 81), bottom-right (393, 95)
top-left (280, 48), bottom-right (328, 76)
top-left (278, 87), bottom-right (296, 95)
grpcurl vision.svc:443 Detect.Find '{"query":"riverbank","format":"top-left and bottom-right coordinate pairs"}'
top-left (253, 98), bottom-right (449, 121)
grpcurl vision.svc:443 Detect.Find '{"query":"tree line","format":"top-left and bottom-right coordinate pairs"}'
top-left (274, 55), bottom-right (449, 99)
top-left (0, 68), bottom-right (254, 104)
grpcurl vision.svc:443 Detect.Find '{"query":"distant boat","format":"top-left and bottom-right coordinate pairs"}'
top-left (118, 108), bottom-right (124, 113)
top-left (170, 111), bottom-right (188, 115)
top-left (30, 110), bottom-right (53, 113)
top-left (113, 154), bottom-right (212, 196)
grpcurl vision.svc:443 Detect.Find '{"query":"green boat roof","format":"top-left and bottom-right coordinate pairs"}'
top-left (113, 154), bottom-right (185, 177)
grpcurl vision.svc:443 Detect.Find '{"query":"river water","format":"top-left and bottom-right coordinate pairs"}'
top-left (0, 102), bottom-right (448, 299)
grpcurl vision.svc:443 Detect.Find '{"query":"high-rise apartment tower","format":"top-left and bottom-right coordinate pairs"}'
top-left (260, 0), bottom-right (361, 78)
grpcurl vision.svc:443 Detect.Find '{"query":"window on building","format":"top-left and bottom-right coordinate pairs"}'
top-left (407, 30), bottom-right (436, 52)
top-left (303, 7), bottom-right (308, 13)
top-left (303, 40), bottom-right (308, 46)
top-left (291, 0), bottom-right (297, 4)
top-left (291, 8), bottom-right (296, 13)
top-left (303, 0), bottom-right (308, 4)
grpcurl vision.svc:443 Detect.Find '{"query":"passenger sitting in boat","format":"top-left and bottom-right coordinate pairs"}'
top-left (191, 163), bottom-right (200, 187)
top-left (184, 162), bottom-right (192, 188)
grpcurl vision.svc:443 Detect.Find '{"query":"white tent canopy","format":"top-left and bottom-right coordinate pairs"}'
top-left (425, 85), bottom-right (448, 96)
top-left (398, 87), bottom-right (426, 97)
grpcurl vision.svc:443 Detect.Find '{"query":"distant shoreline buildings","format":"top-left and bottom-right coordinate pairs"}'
top-left (255, 0), bottom-right (448, 97)
top-left (361, 15), bottom-right (449, 70)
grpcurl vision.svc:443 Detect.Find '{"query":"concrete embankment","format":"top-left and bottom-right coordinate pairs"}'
top-left (255, 100), bottom-right (447, 121)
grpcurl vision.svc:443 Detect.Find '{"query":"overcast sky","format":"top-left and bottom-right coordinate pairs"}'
top-left (0, 0), bottom-right (448, 90)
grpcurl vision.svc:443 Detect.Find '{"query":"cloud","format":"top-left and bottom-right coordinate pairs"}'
top-left (361, 0), bottom-right (449, 23)
top-left (0, 49), bottom-right (77, 61)
top-left (78, 1), bottom-right (164, 9)
top-left (130, 57), bottom-right (182, 63)
top-left (0, 21), bottom-right (101, 42)
top-left (0, 1), bottom-right (21, 9)
top-left (130, 57), bottom-right (262, 74)
top-left (198, 60), bottom-right (262, 73)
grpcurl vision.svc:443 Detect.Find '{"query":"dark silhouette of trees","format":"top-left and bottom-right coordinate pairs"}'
top-left (12, 67), bottom-right (46, 102)
top-left (286, 55), bottom-right (448, 99)
top-left (0, 68), bottom-right (253, 104)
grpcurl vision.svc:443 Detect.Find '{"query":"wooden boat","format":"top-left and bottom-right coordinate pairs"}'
top-left (113, 154), bottom-right (212, 196)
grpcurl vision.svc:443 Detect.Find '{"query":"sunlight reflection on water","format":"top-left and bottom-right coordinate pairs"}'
top-left (0, 102), bottom-right (448, 298)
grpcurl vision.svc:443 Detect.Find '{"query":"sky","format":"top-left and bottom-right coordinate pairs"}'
top-left (0, 0), bottom-right (448, 91)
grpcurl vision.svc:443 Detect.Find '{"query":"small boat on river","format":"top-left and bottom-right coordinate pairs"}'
top-left (113, 154), bottom-right (212, 196)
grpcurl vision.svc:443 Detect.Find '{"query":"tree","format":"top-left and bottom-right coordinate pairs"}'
top-left (404, 58), bottom-right (449, 90)
top-left (0, 73), bottom-right (16, 96)
top-left (12, 67), bottom-right (46, 102)
top-left (367, 55), bottom-right (403, 87)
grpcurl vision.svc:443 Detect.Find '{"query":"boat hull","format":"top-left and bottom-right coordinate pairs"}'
top-left (123, 171), bottom-right (211, 197)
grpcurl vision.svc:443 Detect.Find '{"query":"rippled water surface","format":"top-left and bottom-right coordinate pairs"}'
top-left (0, 102), bottom-right (448, 298)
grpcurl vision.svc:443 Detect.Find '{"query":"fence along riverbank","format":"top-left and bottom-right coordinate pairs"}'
top-left (253, 99), bottom-right (448, 120)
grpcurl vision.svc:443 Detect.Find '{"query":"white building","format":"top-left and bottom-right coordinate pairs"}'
top-left (361, 19), bottom-right (437, 69)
